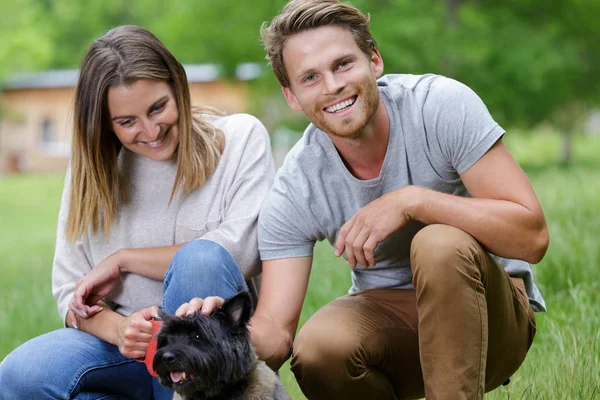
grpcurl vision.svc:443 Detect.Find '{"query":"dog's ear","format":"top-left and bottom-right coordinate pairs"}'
top-left (222, 291), bottom-right (253, 327)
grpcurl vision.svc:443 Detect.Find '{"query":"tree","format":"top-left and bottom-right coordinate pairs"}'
top-left (0, 0), bottom-right (53, 78)
top-left (2, 0), bottom-right (598, 165)
top-left (363, 0), bottom-right (600, 164)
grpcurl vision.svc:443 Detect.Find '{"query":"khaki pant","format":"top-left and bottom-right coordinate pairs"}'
top-left (291, 224), bottom-right (537, 400)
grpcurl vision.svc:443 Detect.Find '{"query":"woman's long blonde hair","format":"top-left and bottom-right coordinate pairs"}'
top-left (66, 25), bottom-right (224, 242)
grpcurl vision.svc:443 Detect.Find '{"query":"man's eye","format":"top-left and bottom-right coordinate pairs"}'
top-left (304, 75), bottom-right (316, 83)
top-left (338, 61), bottom-right (350, 69)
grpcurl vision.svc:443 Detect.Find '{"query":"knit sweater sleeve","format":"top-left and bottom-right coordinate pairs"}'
top-left (51, 169), bottom-right (94, 326)
top-left (199, 114), bottom-right (276, 280)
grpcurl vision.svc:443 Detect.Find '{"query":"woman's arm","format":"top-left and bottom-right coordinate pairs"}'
top-left (69, 244), bottom-right (185, 318)
top-left (67, 301), bottom-right (159, 360)
top-left (116, 245), bottom-right (184, 279)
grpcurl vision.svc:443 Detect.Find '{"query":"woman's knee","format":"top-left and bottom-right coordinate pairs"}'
top-left (165, 240), bottom-right (243, 285)
top-left (163, 240), bottom-right (246, 312)
top-left (170, 240), bottom-right (235, 270)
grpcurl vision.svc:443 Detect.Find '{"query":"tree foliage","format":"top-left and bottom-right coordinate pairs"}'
top-left (1, 0), bottom-right (598, 151)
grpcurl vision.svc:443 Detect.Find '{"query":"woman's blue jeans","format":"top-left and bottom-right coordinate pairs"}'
top-left (0, 240), bottom-right (248, 400)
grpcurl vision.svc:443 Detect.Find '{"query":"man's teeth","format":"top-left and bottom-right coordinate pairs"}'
top-left (326, 98), bottom-right (355, 113)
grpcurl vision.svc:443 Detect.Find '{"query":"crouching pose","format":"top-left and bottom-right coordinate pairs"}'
top-left (247, 1), bottom-right (547, 399)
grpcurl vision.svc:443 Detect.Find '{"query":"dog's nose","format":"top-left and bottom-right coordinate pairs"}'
top-left (162, 352), bottom-right (177, 364)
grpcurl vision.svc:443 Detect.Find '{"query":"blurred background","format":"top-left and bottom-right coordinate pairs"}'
top-left (0, 0), bottom-right (598, 398)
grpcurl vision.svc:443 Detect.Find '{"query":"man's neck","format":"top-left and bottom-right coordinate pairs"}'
top-left (329, 98), bottom-right (390, 180)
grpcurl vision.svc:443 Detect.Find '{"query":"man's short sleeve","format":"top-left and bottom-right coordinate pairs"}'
top-left (258, 177), bottom-right (317, 261)
top-left (422, 77), bottom-right (505, 174)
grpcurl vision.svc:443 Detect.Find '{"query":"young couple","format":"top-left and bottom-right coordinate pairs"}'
top-left (0, 1), bottom-right (547, 399)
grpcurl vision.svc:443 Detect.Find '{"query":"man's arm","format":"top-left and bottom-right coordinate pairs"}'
top-left (336, 140), bottom-right (549, 267)
top-left (413, 139), bottom-right (549, 263)
top-left (249, 256), bottom-right (312, 371)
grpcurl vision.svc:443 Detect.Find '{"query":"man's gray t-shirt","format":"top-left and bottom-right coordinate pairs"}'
top-left (258, 74), bottom-right (545, 312)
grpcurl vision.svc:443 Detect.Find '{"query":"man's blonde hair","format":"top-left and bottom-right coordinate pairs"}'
top-left (261, 0), bottom-right (377, 87)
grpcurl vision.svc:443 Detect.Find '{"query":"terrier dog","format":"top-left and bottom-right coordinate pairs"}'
top-left (153, 291), bottom-right (290, 400)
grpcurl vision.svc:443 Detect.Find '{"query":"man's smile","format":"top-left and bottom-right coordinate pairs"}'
top-left (324, 96), bottom-right (358, 113)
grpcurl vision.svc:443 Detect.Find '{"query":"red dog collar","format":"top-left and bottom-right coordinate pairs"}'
top-left (136, 319), bottom-right (162, 377)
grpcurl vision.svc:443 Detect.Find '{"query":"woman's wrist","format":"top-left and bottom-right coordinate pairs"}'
top-left (114, 248), bottom-right (131, 274)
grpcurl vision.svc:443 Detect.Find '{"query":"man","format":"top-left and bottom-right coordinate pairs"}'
top-left (249, 1), bottom-right (548, 399)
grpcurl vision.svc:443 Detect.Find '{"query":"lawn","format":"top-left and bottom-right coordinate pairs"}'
top-left (1, 131), bottom-right (599, 399)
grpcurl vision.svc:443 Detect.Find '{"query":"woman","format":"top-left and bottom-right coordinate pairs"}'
top-left (0, 25), bottom-right (275, 399)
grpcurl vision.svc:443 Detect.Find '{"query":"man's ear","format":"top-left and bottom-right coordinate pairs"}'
top-left (370, 47), bottom-right (384, 78)
top-left (282, 87), bottom-right (303, 112)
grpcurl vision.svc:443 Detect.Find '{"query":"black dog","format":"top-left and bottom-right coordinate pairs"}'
top-left (153, 291), bottom-right (290, 400)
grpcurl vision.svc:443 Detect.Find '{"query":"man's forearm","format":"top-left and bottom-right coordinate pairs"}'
top-left (249, 313), bottom-right (294, 371)
top-left (407, 186), bottom-right (548, 263)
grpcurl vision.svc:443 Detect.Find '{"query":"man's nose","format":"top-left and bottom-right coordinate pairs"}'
top-left (323, 73), bottom-right (344, 95)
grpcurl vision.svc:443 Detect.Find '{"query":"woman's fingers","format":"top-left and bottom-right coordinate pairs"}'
top-left (175, 299), bottom-right (203, 317)
top-left (175, 296), bottom-right (226, 317)
top-left (67, 309), bottom-right (78, 329)
top-left (200, 296), bottom-right (225, 315)
top-left (69, 296), bottom-right (88, 319)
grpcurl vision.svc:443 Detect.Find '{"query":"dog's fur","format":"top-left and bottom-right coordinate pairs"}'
top-left (153, 292), bottom-right (290, 400)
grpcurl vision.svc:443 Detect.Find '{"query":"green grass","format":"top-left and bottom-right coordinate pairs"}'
top-left (1, 131), bottom-right (599, 399)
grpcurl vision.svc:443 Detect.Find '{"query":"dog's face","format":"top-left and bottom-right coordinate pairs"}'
top-left (153, 291), bottom-right (254, 399)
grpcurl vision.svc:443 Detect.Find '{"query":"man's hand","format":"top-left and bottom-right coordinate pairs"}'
top-left (335, 186), bottom-right (421, 268)
top-left (70, 252), bottom-right (123, 319)
top-left (117, 306), bottom-right (160, 359)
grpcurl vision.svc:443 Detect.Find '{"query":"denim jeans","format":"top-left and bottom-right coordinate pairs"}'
top-left (0, 240), bottom-right (248, 400)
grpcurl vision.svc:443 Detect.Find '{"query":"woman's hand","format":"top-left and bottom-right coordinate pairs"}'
top-left (70, 252), bottom-right (123, 319)
top-left (175, 296), bottom-right (225, 317)
top-left (117, 306), bottom-right (160, 359)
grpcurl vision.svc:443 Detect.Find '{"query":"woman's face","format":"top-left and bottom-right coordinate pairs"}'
top-left (108, 79), bottom-right (180, 161)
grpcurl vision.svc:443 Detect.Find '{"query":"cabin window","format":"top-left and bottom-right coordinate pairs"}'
top-left (40, 118), bottom-right (55, 148)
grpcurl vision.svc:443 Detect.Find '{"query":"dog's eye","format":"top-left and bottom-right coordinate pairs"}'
top-left (193, 333), bottom-right (202, 341)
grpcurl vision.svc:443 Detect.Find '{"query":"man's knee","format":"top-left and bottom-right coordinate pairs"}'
top-left (292, 302), bottom-right (365, 383)
top-left (291, 300), bottom-right (402, 399)
top-left (292, 308), bottom-right (359, 371)
top-left (410, 224), bottom-right (484, 281)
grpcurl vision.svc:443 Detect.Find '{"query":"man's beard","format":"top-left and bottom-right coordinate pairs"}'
top-left (311, 80), bottom-right (380, 140)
